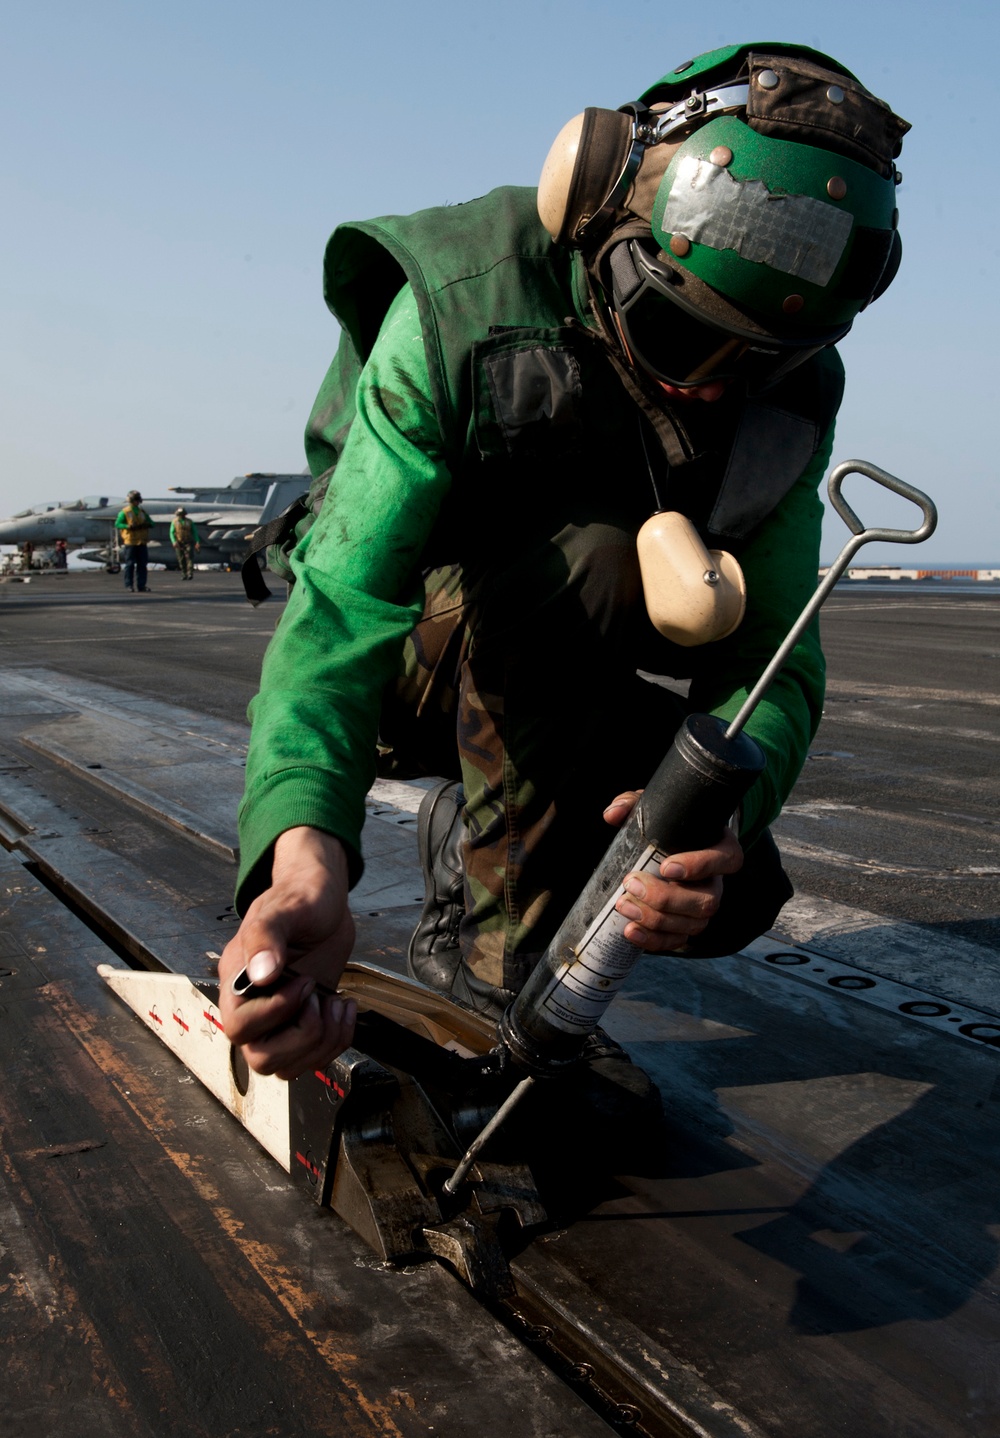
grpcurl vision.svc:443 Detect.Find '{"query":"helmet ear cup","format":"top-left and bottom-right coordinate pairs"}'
top-left (537, 107), bottom-right (635, 245)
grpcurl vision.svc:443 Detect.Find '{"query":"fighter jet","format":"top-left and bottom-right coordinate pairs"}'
top-left (0, 473), bottom-right (307, 570)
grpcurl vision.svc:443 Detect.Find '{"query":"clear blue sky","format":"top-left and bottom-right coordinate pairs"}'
top-left (2, 0), bottom-right (997, 562)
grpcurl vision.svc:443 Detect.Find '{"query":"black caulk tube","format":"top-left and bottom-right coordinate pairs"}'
top-left (499, 712), bottom-right (765, 1074)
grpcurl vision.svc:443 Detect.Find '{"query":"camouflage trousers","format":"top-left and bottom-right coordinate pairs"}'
top-left (376, 518), bottom-right (735, 998)
top-left (173, 542), bottom-right (195, 578)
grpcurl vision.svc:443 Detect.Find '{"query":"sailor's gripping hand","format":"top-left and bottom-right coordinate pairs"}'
top-left (218, 827), bottom-right (357, 1080)
top-left (603, 791), bottom-right (744, 953)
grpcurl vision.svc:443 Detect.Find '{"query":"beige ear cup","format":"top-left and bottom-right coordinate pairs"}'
top-left (537, 108), bottom-right (635, 245)
top-left (538, 113), bottom-right (586, 240)
top-left (637, 511), bottom-right (746, 646)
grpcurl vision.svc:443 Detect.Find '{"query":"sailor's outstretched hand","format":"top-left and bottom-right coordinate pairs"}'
top-left (602, 790), bottom-right (744, 953)
top-left (218, 826), bottom-right (357, 1079)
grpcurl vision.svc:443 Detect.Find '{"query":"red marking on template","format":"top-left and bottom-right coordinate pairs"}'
top-left (295, 1151), bottom-right (321, 1179)
top-left (203, 1010), bottom-right (225, 1033)
top-left (148, 1009), bottom-right (163, 1026)
top-left (173, 1013), bottom-right (190, 1032)
top-left (314, 1070), bottom-right (345, 1098)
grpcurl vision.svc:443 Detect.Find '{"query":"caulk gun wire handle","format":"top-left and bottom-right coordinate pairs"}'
top-left (828, 459), bottom-right (938, 546)
top-left (724, 460), bottom-right (937, 743)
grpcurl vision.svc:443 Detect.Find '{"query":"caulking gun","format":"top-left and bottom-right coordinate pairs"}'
top-left (443, 459), bottom-right (937, 1194)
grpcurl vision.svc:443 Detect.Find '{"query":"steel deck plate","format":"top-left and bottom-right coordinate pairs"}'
top-left (0, 846), bottom-right (614, 1438)
top-left (1, 644), bottom-right (999, 1434)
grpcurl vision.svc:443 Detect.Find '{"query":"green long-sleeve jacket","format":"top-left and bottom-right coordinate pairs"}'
top-left (236, 189), bottom-right (840, 910)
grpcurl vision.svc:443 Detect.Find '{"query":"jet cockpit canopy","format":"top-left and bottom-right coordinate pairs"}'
top-left (11, 496), bottom-right (122, 517)
top-left (77, 495), bottom-right (123, 511)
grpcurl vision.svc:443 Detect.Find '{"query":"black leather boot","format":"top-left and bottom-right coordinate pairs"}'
top-left (407, 780), bottom-right (467, 994)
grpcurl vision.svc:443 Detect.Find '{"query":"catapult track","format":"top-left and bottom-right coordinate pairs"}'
top-left (61, 871), bottom-right (755, 1438)
top-left (9, 742), bottom-right (998, 1438)
top-left (2, 579), bottom-right (999, 1437)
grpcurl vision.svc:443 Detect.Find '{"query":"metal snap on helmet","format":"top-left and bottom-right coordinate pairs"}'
top-left (555, 43), bottom-right (910, 385)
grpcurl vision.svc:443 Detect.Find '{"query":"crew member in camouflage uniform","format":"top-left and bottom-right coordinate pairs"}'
top-left (219, 44), bottom-right (909, 1080)
top-left (170, 507), bottom-right (201, 579)
top-left (115, 490), bottom-right (153, 594)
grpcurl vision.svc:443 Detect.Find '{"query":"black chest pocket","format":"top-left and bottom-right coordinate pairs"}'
top-left (472, 327), bottom-right (591, 460)
top-left (459, 326), bottom-right (657, 551)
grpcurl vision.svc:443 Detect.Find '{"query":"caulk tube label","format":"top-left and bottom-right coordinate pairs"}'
top-left (539, 845), bottom-right (667, 1032)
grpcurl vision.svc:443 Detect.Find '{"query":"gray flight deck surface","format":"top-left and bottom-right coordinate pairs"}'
top-left (1, 569), bottom-right (999, 1436)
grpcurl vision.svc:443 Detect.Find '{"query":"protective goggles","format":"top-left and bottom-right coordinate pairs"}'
top-left (609, 240), bottom-right (846, 391)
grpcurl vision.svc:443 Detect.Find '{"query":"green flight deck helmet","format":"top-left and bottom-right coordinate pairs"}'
top-left (538, 43), bottom-right (910, 389)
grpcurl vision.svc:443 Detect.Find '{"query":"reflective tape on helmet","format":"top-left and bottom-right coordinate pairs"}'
top-left (663, 155), bottom-right (853, 286)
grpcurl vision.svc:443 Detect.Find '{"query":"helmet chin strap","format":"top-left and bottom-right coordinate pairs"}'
top-left (577, 246), bottom-right (702, 470)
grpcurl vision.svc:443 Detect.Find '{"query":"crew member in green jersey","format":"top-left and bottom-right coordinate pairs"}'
top-left (170, 507), bottom-right (201, 579)
top-left (219, 44), bottom-right (910, 1081)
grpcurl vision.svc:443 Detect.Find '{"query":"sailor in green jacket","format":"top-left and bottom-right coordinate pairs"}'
top-left (169, 507), bottom-right (201, 579)
top-left (219, 43), bottom-right (909, 1080)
